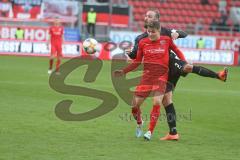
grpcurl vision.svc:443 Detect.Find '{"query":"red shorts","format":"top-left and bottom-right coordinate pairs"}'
top-left (134, 74), bottom-right (168, 98)
top-left (51, 43), bottom-right (62, 57)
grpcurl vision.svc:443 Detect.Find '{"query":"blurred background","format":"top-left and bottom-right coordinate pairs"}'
top-left (1, 2), bottom-right (240, 159)
top-left (0, 0), bottom-right (240, 65)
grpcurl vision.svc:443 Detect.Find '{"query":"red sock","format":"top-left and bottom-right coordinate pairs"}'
top-left (148, 105), bottom-right (160, 134)
top-left (49, 59), bottom-right (54, 70)
top-left (132, 107), bottom-right (142, 125)
top-left (56, 59), bottom-right (61, 72)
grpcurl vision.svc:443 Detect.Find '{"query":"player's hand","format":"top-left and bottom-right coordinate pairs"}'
top-left (171, 32), bottom-right (179, 40)
top-left (124, 48), bottom-right (132, 55)
top-left (47, 44), bottom-right (50, 50)
top-left (113, 70), bottom-right (124, 77)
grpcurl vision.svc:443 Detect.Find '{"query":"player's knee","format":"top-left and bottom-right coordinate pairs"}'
top-left (153, 101), bottom-right (161, 106)
top-left (183, 64), bottom-right (193, 73)
top-left (131, 99), bottom-right (141, 108)
top-left (162, 92), bottom-right (173, 107)
top-left (162, 96), bottom-right (173, 107)
top-left (153, 98), bottom-right (162, 106)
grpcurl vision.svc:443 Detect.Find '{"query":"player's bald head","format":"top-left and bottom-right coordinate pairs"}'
top-left (144, 9), bottom-right (160, 28)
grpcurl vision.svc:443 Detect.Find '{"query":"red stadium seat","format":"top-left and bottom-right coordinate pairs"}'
top-left (155, 3), bottom-right (161, 8)
top-left (141, 1), bottom-right (148, 8)
top-left (233, 32), bottom-right (240, 37)
top-left (205, 18), bottom-right (212, 24)
top-left (185, 17), bottom-right (192, 24)
top-left (148, 1), bottom-right (155, 8)
top-left (161, 3), bottom-right (168, 9)
top-left (203, 5), bottom-right (211, 11)
top-left (208, 12), bottom-right (215, 18)
top-left (134, 14), bottom-right (141, 21)
top-left (181, 10), bottom-right (188, 16)
top-left (175, 3), bottom-right (182, 9)
top-left (130, 0), bottom-right (234, 37)
top-left (191, 17), bottom-right (198, 24)
top-left (186, 10), bottom-right (195, 17)
top-left (138, 7), bottom-right (145, 14)
top-left (236, 1), bottom-right (240, 7)
top-left (132, 1), bottom-right (141, 8)
top-left (159, 9), bottom-right (165, 15)
top-left (168, 3), bottom-right (175, 9)
top-left (177, 16), bottom-right (185, 23)
top-left (196, 4), bottom-right (204, 11)
top-left (201, 12), bottom-right (208, 17)
top-left (195, 11), bottom-right (202, 17)
top-left (166, 9), bottom-right (174, 16)
top-left (160, 16), bottom-right (168, 22)
top-left (211, 5), bottom-right (217, 11)
top-left (190, 4), bottom-right (198, 10)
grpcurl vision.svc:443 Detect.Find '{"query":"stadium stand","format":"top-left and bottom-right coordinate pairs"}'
top-left (128, 0), bottom-right (240, 36)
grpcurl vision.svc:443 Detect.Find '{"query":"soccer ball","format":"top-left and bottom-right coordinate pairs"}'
top-left (82, 38), bottom-right (98, 54)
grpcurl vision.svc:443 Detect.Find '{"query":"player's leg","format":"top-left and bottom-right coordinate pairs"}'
top-left (89, 24), bottom-right (94, 37)
top-left (161, 91), bottom-right (179, 140)
top-left (131, 95), bottom-right (145, 138)
top-left (87, 23), bottom-right (91, 36)
top-left (144, 91), bottom-right (164, 140)
top-left (48, 45), bottom-right (56, 74)
top-left (162, 91), bottom-right (177, 134)
top-left (55, 43), bottom-right (63, 74)
top-left (92, 23), bottom-right (96, 37)
top-left (159, 57), bottom-right (181, 140)
top-left (183, 63), bottom-right (228, 82)
top-left (132, 95), bottom-right (145, 125)
top-left (48, 56), bottom-right (54, 74)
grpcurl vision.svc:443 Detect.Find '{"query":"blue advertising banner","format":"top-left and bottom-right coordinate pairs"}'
top-left (64, 28), bottom-right (81, 42)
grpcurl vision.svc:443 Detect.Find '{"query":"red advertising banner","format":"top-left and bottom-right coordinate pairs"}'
top-left (181, 48), bottom-right (236, 66)
top-left (0, 26), bottom-right (49, 41)
top-left (0, 39), bottom-right (110, 60)
top-left (0, 39), bottom-right (81, 57)
top-left (216, 37), bottom-right (240, 51)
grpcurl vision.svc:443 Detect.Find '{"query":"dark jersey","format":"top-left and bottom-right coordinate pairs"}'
top-left (128, 27), bottom-right (187, 59)
top-left (123, 36), bottom-right (186, 75)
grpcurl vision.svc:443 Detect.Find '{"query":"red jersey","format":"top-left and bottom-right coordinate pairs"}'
top-left (49, 26), bottom-right (64, 44)
top-left (123, 36), bottom-right (186, 80)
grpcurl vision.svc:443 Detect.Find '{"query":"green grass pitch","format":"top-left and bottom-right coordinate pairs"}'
top-left (0, 56), bottom-right (240, 160)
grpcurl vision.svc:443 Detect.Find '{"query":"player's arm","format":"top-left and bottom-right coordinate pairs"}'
top-left (48, 27), bottom-right (52, 50)
top-left (169, 38), bottom-right (187, 62)
top-left (127, 40), bottom-right (138, 59)
top-left (114, 43), bottom-right (143, 77)
top-left (48, 27), bottom-right (52, 42)
top-left (127, 33), bottom-right (147, 59)
top-left (161, 27), bottom-right (188, 39)
top-left (123, 49), bottom-right (143, 74)
top-left (61, 27), bottom-right (64, 41)
top-left (175, 30), bottom-right (188, 38)
top-left (127, 38), bottom-right (139, 59)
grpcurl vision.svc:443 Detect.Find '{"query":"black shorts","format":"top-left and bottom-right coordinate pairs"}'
top-left (166, 57), bottom-right (188, 92)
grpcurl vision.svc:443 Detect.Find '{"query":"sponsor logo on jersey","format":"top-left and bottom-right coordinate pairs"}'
top-left (160, 40), bottom-right (166, 45)
top-left (145, 47), bottom-right (165, 54)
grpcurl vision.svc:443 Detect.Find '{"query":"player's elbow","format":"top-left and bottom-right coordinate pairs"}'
top-left (177, 30), bottom-right (188, 38)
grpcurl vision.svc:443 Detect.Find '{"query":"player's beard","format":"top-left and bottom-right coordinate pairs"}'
top-left (144, 20), bottom-right (148, 29)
